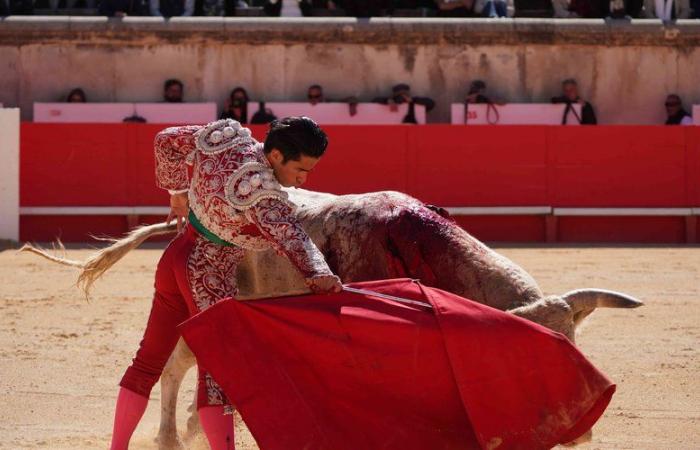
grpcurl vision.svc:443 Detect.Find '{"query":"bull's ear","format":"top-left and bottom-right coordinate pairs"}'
top-left (424, 205), bottom-right (454, 222)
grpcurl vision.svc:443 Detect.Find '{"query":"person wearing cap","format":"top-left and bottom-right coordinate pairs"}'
top-left (109, 117), bottom-right (341, 450)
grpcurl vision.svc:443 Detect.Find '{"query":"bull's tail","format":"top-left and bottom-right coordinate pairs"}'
top-left (562, 288), bottom-right (643, 325)
top-left (20, 221), bottom-right (177, 298)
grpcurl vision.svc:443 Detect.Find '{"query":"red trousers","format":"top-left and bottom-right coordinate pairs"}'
top-left (120, 224), bottom-right (246, 409)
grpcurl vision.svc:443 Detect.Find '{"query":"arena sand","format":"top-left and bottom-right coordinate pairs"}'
top-left (1, 246), bottom-right (698, 449)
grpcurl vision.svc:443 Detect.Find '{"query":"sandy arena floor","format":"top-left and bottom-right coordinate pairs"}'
top-left (0, 245), bottom-right (698, 449)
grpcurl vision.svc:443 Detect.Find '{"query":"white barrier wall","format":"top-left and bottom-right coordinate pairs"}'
top-left (694, 105), bottom-right (699, 125)
top-left (0, 108), bottom-right (19, 241)
top-left (450, 103), bottom-right (582, 125)
top-left (33, 102), bottom-right (217, 124)
top-left (254, 102), bottom-right (426, 124)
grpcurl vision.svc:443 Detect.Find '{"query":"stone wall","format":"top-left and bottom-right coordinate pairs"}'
top-left (1, 17), bottom-right (699, 123)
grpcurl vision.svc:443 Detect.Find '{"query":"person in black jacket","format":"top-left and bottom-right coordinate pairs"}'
top-left (99, 0), bottom-right (149, 15)
top-left (551, 78), bottom-right (597, 125)
top-left (372, 83), bottom-right (435, 124)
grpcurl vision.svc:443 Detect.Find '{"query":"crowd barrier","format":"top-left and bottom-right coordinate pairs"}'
top-left (18, 123), bottom-right (700, 243)
top-left (248, 102), bottom-right (426, 124)
top-left (33, 102), bottom-right (217, 124)
top-left (450, 104), bottom-right (582, 125)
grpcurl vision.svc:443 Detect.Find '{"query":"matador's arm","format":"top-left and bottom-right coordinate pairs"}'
top-left (154, 125), bottom-right (201, 194)
top-left (247, 197), bottom-right (339, 291)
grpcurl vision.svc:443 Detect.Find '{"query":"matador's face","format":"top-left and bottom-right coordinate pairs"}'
top-left (267, 149), bottom-right (320, 188)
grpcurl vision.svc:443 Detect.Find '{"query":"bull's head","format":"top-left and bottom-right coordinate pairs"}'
top-left (509, 289), bottom-right (643, 343)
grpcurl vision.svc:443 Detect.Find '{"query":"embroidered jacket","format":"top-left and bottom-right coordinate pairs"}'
top-left (154, 119), bottom-right (332, 280)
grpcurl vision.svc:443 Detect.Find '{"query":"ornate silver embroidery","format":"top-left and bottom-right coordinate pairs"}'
top-left (224, 162), bottom-right (290, 211)
top-left (194, 119), bottom-right (254, 155)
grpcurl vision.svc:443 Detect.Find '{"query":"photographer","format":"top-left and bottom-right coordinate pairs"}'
top-left (463, 80), bottom-right (503, 124)
top-left (372, 83), bottom-right (435, 124)
top-left (551, 78), bottom-right (597, 125)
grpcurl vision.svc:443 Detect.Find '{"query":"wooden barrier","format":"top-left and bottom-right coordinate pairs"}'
top-left (18, 124), bottom-right (700, 243)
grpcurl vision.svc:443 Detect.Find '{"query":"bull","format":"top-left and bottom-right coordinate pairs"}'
top-left (22, 188), bottom-right (642, 449)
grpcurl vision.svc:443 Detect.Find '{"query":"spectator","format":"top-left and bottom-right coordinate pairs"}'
top-left (463, 80), bottom-right (503, 124)
top-left (435, 0), bottom-right (474, 16)
top-left (372, 83), bottom-right (435, 124)
top-left (555, 0), bottom-right (608, 17)
top-left (150, 0), bottom-right (194, 17)
top-left (163, 79), bottom-right (184, 103)
top-left (551, 79), bottom-right (597, 125)
top-left (643, 0), bottom-right (690, 19)
top-left (66, 88), bottom-right (87, 103)
top-left (339, 0), bottom-right (391, 16)
top-left (474, 0), bottom-right (513, 16)
top-left (250, 101), bottom-right (278, 124)
top-left (307, 84), bottom-right (325, 105)
top-left (5, 0), bottom-right (33, 14)
top-left (465, 80), bottom-right (491, 104)
top-left (664, 94), bottom-right (693, 125)
top-left (307, 84), bottom-right (359, 116)
top-left (48, 0), bottom-right (96, 13)
top-left (299, 0), bottom-right (339, 15)
top-left (607, 0), bottom-right (643, 18)
top-left (220, 87), bottom-right (250, 123)
top-left (552, 0), bottom-right (577, 16)
top-left (99, 0), bottom-right (148, 16)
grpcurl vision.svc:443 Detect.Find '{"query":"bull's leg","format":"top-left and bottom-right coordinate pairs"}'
top-left (185, 385), bottom-right (200, 440)
top-left (156, 338), bottom-right (196, 450)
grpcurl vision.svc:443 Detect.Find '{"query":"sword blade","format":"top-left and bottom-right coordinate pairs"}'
top-left (342, 286), bottom-right (433, 309)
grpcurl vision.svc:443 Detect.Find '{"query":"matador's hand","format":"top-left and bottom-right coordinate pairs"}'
top-left (306, 274), bottom-right (343, 294)
top-left (167, 192), bottom-right (189, 232)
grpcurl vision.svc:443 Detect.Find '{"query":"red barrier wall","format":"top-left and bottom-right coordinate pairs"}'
top-left (19, 124), bottom-right (700, 242)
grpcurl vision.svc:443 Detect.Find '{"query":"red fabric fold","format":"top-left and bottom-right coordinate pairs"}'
top-left (179, 278), bottom-right (615, 450)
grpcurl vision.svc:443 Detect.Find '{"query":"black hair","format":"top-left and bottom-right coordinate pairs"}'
top-left (562, 78), bottom-right (578, 86)
top-left (164, 79), bottom-right (184, 90)
top-left (66, 88), bottom-right (86, 102)
top-left (468, 80), bottom-right (486, 95)
top-left (392, 83), bottom-right (410, 93)
top-left (264, 116), bottom-right (328, 163)
top-left (308, 84), bottom-right (323, 92)
top-left (230, 86), bottom-right (249, 102)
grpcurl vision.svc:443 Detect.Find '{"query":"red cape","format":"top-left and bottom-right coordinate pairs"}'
top-left (179, 279), bottom-right (615, 450)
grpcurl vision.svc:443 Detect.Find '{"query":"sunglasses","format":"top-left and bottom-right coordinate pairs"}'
top-left (665, 102), bottom-right (680, 107)
top-left (308, 94), bottom-right (322, 100)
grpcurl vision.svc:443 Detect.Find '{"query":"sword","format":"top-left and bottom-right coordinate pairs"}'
top-left (342, 286), bottom-right (433, 309)
top-left (237, 285), bottom-right (433, 309)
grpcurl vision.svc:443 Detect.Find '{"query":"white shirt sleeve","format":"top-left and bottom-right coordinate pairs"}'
top-left (680, 115), bottom-right (693, 126)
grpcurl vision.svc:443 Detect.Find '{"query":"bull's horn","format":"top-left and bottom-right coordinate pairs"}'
top-left (562, 289), bottom-right (643, 314)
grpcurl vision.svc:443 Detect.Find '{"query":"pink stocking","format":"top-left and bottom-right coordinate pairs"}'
top-left (109, 387), bottom-right (149, 450)
top-left (199, 405), bottom-right (235, 450)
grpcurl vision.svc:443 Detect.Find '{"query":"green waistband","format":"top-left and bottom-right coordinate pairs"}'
top-left (188, 210), bottom-right (233, 247)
